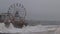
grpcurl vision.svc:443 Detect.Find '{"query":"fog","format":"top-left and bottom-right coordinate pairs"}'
top-left (0, 0), bottom-right (60, 21)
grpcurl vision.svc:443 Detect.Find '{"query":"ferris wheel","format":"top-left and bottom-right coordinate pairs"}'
top-left (4, 3), bottom-right (27, 28)
top-left (8, 3), bottom-right (26, 19)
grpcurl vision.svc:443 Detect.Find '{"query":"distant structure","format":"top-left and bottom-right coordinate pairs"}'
top-left (0, 3), bottom-right (27, 28)
top-left (0, 12), bottom-right (11, 23)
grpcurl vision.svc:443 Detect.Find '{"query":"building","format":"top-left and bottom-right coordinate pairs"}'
top-left (0, 13), bottom-right (10, 22)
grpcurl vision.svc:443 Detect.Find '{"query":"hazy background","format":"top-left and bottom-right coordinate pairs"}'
top-left (0, 0), bottom-right (60, 21)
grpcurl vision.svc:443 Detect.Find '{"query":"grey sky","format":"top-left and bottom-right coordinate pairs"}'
top-left (0, 0), bottom-right (60, 21)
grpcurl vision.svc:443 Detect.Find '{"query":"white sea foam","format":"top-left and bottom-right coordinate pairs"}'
top-left (0, 23), bottom-right (59, 34)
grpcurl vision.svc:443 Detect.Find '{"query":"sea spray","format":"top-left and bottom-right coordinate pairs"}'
top-left (0, 23), bottom-right (58, 34)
